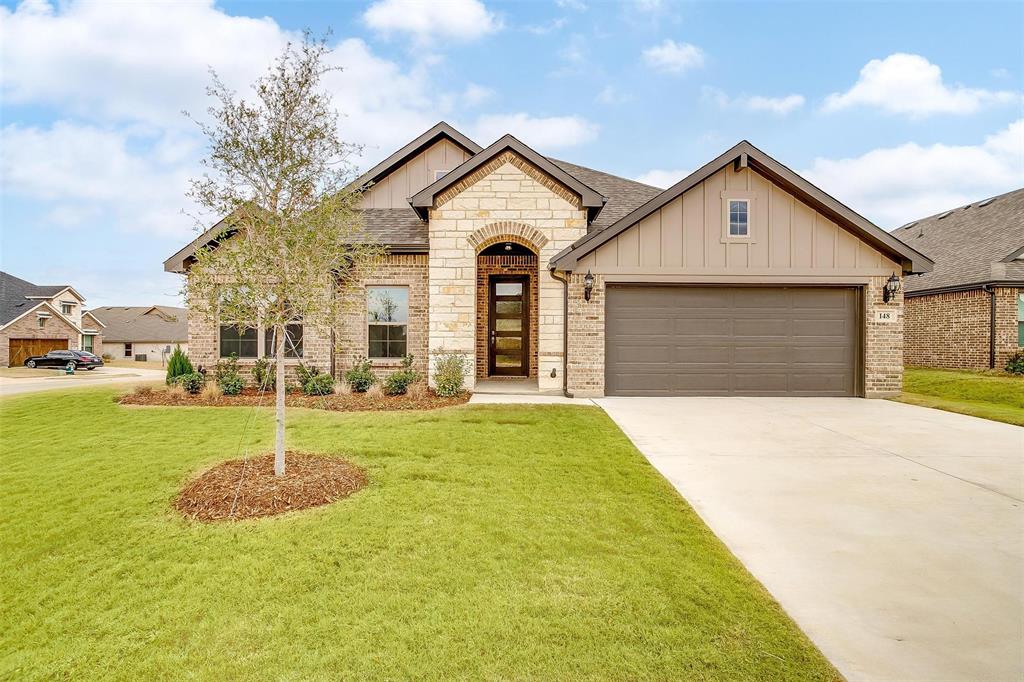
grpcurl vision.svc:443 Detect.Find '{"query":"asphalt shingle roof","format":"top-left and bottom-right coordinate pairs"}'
top-left (361, 208), bottom-right (428, 247)
top-left (88, 306), bottom-right (188, 342)
top-left (548, 158), bottom-right (663, 233)
top-left (891, 188), bottom-right (1024, 293)
top-left (0, 272), bottom-right (73, 326)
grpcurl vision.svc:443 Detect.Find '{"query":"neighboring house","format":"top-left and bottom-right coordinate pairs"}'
top-left (87, 306), bottom-right (188, 362)
top-left (892, 188), bottom-right (1024, 370)
top-left (0, 271), bottom-right (104, 367)
top-left (165, 122), bottom-right (931, 398)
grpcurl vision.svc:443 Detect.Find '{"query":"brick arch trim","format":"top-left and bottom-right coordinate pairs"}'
top-left (467, 222), bottom-right (549, 254)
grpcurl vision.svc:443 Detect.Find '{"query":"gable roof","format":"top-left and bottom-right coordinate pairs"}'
top-left (550, 140), bottom-right (934, 274)
top-left (0, 271), bottom-right (82, 327)
top-left (409, 134), bottom-right (608, 222)
top-left (547, 158), bottom-right (662, 232)
top-left (891, 187), bottom-right (1024, 294)
top-left (349, 121), bottom-right (482, 192)
top-left (88, 305), bottom-right (188, 342)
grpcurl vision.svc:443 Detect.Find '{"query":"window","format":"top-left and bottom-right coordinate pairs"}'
top-left (82, 335), bottom-right (94, 353)
top-left (219, 326), bottom-right (257, 358)
top-left (1018, 293), bottom-right (1024, 347)
top-left (61, 302), bottom-right (73, 315)
top-left (37, 316), bottom-right (47, 328)
top-left (433, 169), bottom-right (449, 181)
top-left (264, 324), bottom-right (303, 358)
top-left (124, 342), bottom-right (133, 357)
top-left (728, 200), bottom-right (749, 237)
top-left (367, 286), bottom-right (408, 359)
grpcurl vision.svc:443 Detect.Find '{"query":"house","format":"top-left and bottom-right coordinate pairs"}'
top-left (892, 188), bottom-right (1023, 370)
top-left (165, 122), bottom-right (932, 397)
top-left (0, 271), bottom-right (104, 367)
top-left (87, 306), bottom-right (188, 362)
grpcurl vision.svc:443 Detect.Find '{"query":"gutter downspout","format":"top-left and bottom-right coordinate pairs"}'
top-left (983, 284), bottom-right (996, 369)
top-left (550, 268), bottom-right (570, 396)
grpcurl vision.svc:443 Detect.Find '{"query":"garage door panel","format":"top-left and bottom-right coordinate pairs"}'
top-left (605, 286), bottom-right (859, 397)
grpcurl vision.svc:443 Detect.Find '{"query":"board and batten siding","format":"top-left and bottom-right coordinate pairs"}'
top-left (361, 139), bottom-right (472, 209)
top-left (577, 167), bottom-right (899, 278)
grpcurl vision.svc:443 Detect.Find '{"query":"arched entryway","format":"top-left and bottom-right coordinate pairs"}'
top-left (475, 239), bottom-right (539, 379)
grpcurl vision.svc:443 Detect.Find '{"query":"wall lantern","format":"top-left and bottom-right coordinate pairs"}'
top-left (583, 269), bottom-right (595, 302)
top-left (504, 242), bottom-right (513, 251)
top-left (883, 273), bottom-right (901, 303)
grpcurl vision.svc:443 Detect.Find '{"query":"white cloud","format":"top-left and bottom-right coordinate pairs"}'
top-left (643, 40), bottom-right (705, 74)
top-left (632, 168), bottom-right (690, 189)
top-left (702, 87), bottom-right (804, 115)
top-left (597, 85), bottom-right (632, 105)
top-left (525, 17), bottom-right (568, 35)
top-left (363, 0), bottom-right (501, 44)
top-left (469, 113), bottom-right (599, 150)
top-left (461, 83), bottom-right (495, 107)
top-left (823, 53), bottom-right (1018, 117)
top-left (802, 119), bottom-right (1024, 227)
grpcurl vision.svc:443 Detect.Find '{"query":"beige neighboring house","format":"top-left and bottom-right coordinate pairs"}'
top-left (87, 306), bottom-right (187, 363)
top-left (0, 271), bottom-right (105, 367)
top-left (165, 122), bottom-right (932, 397)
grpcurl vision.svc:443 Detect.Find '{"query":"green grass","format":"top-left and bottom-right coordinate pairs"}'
top-left (894, 367), bottom-right (1024, 426)
top-left (0, 389), bottom-right (838, 681)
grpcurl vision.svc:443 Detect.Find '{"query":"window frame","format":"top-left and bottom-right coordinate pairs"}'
top-left (60, 302), bottom-right (74, 316)
top-left (720, 190), bottom-right (757, 243)
top-left (367, 285), bottom-right (409, 361)
top-left (1017, 293), bottom-right (1023, 348)
top-left (218, 324), bottom-right (258, 359)
top-left (124, 342), bottom-right (133, 358)
top-left (264, 323), bottom-right (304, 359)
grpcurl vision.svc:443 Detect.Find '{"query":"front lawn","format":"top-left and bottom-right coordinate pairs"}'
top-left (0, 389), bottom-right (838, 680)
top-left (894, 367), bottom-right (1024, 426)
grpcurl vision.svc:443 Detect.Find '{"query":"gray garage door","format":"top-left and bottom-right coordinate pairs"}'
top-left (605, 286), bottom-right (860, 397)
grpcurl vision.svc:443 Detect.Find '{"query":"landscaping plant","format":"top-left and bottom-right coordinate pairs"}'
top-left (384, 354), bottom-right (420, 396)
top-left (182, 35), bottom-right (383, 476)
top-left (252, 357), bottom-right (276, 391)
top-left (433, 351), bottom-right (468, 397)
top-left (177, 372), bottom-right (206, 395)
top-left (302, 372), bottom-right (335, 396)
top-left (1005, 351), bottom-right (1024, 375)
top-left (344, 358), bottom-right (376, 393)
top-left (214, 354), bottom-right (244, 395)
top-left (165, 345), bottom-right (194, 385)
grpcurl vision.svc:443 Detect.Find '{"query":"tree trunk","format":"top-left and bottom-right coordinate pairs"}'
top-left (274, 324), bottom-right (286, 476)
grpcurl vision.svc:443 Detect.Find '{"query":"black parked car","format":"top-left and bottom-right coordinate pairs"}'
top-left (23, 350), bottom-right (104, 370)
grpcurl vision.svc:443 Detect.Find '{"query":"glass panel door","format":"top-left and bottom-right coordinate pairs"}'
top-left (488, 276), bottom-right (529, 376)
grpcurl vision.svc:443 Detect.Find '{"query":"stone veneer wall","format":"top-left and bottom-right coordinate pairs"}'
top-left (905, 286), bottom-right (1022, 370)
top-left (565, 274), bottom-right (905, 398)
top-left (335, 254), bottom-right (429, 380)
top-left (427, 151), bottom-right (587, 391)
top-left (475, 254), bottom-right (539, 378)
top-left (0, 313), bottom-right (80, 367)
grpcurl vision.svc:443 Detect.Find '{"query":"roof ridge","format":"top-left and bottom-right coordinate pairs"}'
top-left (546, 157), bottom-right (663, 191)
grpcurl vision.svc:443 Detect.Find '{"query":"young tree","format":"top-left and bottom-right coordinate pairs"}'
top-left (184, 34), bottom-right (381, 475)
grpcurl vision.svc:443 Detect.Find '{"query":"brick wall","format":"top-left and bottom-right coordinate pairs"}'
top-left (475, 254), bottom-right (538, 378)
top-left (0, 312), bottom-right (80, 367)
top-left (905, 286), bottom-right (1023, 370)
top-left (335, 254), bottom-right (429, 380)
top-left (864, 275), bottom-right (904, 397)
top-left (565, 272), bottom-right (605, 397)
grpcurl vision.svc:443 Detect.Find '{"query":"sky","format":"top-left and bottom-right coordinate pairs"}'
top-left (1, 0), bottom-right (1021, 308)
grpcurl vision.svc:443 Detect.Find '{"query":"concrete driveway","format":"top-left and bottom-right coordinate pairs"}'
top-left (597, 397), bottom-right (1023, 682)
top-left (0, 366), bottom-right (165, 397)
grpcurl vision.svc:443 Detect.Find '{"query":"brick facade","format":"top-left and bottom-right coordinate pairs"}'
top-left (904, 286), bottom-right (1023, 370)
top-left (1, 310), bottom-right (80, 367)
top-left (475, 254), bottom-right (539, 378)
top-left (565, 272), bottom-right (605, 397)
top-left (863, 275), bottom-right (904, 397)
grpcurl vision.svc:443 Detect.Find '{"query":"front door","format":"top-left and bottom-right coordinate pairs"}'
top-left (488, 276), bottom-right (529, 376)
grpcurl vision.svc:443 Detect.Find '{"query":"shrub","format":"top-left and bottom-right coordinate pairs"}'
top-left (165, 345), bottom-right (194, 385)
top-left (433, 351), bottom-right (467, 397)
top-left (178, 372), bottom-right (205, 395)
top-left (219, 374), bottom-right (245, 395)
top-left (365, 383), bottom-right (385, 399)
top-left (384, 354), bottom-right (420, 395)
top-left (344, 358), bottom-right (376, 393)
top-left (213, 354), bottom-right (239, 383)
top-left (1006, 351), bottom-right (1024, 375)
top-left (295, 362), bottom-right (319, 387)
top-left (101, 353), bottom-right (113, 362)
top-left (201, 382), bottom-right (223, 401)
top-left (252, 357), bottom-right (276, 391)
top-left (303, 372), bottom-right (335, 396)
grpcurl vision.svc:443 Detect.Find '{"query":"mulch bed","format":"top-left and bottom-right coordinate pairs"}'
top-left (120, 386), bottom-right (469, 411)
top-left (175, 451), bottom-right (367, 522)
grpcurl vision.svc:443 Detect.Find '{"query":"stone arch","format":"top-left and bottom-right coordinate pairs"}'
top-left (467, 222), bottom-right (549, 254)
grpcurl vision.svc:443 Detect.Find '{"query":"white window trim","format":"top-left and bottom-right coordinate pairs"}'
top-left (433, 169), bottom-right (449, 181)
top-left (367, 285), bottom-right (410, 363)
top-left (720, 190), bottom-right (757, 244)
top-left (216, 322), bottom-right (304, 361)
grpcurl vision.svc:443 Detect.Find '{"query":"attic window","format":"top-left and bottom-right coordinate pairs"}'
top-left (433, 169), bottom-right (449, 181)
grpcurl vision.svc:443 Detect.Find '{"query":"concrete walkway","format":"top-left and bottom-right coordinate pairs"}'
top-left (597, 397), bottom-right (1023, 682)
top-left (0, 366), bottom-right (165, 397)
